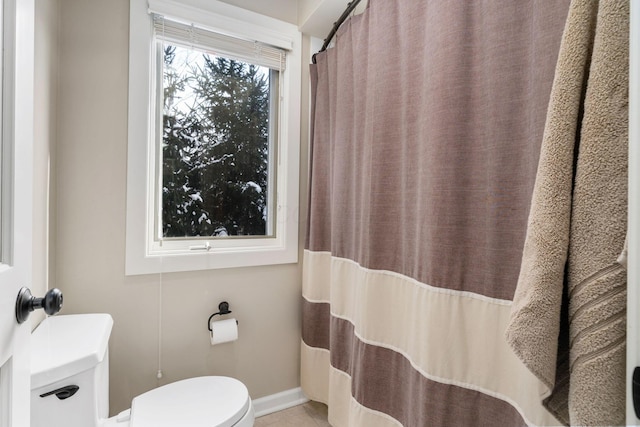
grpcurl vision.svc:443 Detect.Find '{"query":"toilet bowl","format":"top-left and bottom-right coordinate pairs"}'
top-left (30, 314), bottom-right (254, 427)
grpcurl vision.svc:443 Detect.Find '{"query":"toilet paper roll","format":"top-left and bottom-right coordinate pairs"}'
top-left (210, 318), bottom-right (238, 345)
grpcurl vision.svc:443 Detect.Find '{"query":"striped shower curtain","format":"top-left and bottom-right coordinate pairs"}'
top-left (301, 1), bottom-right (572, 426)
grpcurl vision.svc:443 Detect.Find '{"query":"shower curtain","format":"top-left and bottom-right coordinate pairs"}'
top-left (301, 1), bottom-right (572, 426)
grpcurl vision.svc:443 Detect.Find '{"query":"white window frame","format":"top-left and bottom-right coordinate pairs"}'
top-left (126, 0), bottom-right (301, 275)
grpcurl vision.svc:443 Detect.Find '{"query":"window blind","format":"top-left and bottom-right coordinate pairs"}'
top-left (152, 13), bottom-right (286, 71)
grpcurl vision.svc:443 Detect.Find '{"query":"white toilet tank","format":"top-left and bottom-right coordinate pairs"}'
top-left (31, 314), bottom-right (114, 427)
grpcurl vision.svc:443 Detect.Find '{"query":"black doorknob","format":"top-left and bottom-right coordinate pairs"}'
top-left (15, 287), bottom-right (63, 324)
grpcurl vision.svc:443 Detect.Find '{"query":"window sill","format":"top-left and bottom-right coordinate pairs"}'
top-left (125, 241), bottom-right (298, 275)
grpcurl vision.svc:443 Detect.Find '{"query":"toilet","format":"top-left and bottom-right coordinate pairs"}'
top-left (30, 313), bottom-right (254, 427)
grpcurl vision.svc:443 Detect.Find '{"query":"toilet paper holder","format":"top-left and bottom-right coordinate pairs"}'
top-left (207, 301), bottom-right (237, 331)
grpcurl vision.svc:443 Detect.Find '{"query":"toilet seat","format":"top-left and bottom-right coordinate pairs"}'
top-left (129, 376), bottom-right (252, 427)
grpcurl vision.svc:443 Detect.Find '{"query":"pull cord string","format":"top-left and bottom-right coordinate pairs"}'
top-left (157, 13), bottom-right (165, 382)
top-left (312, 0), bottom-right (365, 64)
top-left (157, 254), bottom-right (163, 381)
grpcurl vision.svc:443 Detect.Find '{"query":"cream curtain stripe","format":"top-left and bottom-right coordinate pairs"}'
top-left (302, 251), bottom-right (557, 426)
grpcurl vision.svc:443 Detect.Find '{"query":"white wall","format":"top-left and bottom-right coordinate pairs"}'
top-left (32, 0), bottom-right (59, 328)
top-left (220, 0), bottom-right (298, 24)
top-left (298, 0), bottom-right (368, 38)
top-left (53, 0), bottom-right (309, 414)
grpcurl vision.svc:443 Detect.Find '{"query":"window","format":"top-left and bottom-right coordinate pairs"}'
top-left (126, 0), bottom-right (301, 275)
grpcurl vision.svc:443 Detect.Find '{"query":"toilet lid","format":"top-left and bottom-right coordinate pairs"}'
top-left (130, 376), bottom-right (251, 427)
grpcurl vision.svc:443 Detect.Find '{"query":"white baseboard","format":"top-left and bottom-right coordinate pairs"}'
top-left (252, 387), bottom-right (309, 418)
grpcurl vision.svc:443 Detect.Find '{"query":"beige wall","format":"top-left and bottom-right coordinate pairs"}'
top-left (53, 0), bottom-right (309, 415)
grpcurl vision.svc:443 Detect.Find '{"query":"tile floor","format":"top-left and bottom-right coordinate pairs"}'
top-left (254, 401), bottom-right (331, 427)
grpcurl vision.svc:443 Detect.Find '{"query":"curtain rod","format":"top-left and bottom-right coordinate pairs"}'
top-left (312, 0), bottom-right (364, 64)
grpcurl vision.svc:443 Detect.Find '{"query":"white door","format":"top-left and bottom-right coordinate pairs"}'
top-left (0, 0), bottom-right (35, 426)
